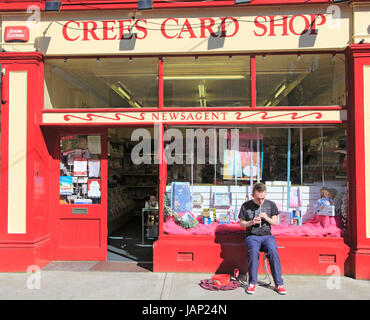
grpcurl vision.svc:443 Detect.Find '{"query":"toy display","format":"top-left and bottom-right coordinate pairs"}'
top-left (317, 205), bottom-right (336, 217)
top-left (291, 217), bottom-right (302, 226)
top-left (146, 212), bottom-right (159, 238)
top-left (315, 187), bottom-right (337, 217)
top-left (219, 214), bottom-right (231, 224)
top-left (201, 209), bottom-right (211, 224)
top-left (290, 209), bottom-right (302, 225)
top-left (181, 212), bottom-right (199, 228)
top-left (210, 208), bottom-right (217, 222)
top-left (214, 192), bottom-right (232, 207)
top-left (192, 193), bottom-right (203, 207)
top-left (170, 182), bottom-right (192, 213)
top-left (201, 217), bottom-right (211, 224)
top-left (145, 195), bottom-right (158, 209)
top-left (317, 187), bottom-right (335, 207)
top-left (278, 211), bottom-right (291, 225)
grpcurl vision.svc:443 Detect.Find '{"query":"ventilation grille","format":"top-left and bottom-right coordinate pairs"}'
top-left (177, 252), bottom-right (194, 262)
top-left (319, 254), bottom-right (336, 263)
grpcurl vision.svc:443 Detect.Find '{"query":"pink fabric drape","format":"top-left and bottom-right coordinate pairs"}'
top-left (163, 214), bottom-right (344, 237)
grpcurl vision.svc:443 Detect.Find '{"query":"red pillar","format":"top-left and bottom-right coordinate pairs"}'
top-left (346, 44), bottom-right (370, 279)
top-left (0, 51), bottom-right (51, 272)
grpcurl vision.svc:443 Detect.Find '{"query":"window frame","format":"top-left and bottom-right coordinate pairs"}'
top-left (42, 51), bottom-right (347, 112)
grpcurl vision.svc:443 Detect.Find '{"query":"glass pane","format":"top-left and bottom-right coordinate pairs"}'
top-left (60, 135), bottom-right (102, 204)
top-left (164, 56), bottom-right (250, 108)
top-left (164, 126), bottom-right (261, 235)
top-left (44, 58), bottom-right (158, 109)
top-left (163, 125), bottom-right (347, 237)
top-left (257, 128), bottom-right (288, 183)
top-left (302, 126), bottom-right (347, 186)
top-left (256, 54), bottom-right (345, 106)
top-left (300, 126), bottom-right (347, 230)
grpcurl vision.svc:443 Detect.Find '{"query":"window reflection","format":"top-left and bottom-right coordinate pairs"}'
top-left (164, 125), bottom-right (347, 237)
top-left (256, 54), bottom-right (345, 106)
top-left (44, 58), bottom-right (158, 109)
top-left (164, 56), bottom-right (251, 108)
top-left (44, 54), bottom-right (345, 109)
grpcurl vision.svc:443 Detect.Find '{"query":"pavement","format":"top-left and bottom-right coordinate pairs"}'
top-left (0, 262), bottom-right (369, 301)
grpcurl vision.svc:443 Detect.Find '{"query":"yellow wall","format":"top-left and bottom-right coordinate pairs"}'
top-left (353, 4), bottom-right (370, 44)
top-left (7, 71), bottom-right (28, 234)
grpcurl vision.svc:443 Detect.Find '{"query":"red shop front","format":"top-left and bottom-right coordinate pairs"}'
top-left (0, 0), bottom-right (369, 279)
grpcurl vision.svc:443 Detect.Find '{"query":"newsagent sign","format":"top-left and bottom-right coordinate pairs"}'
top-left (34, 4), bottom-right (350, 55)
top-left (42, 109), bottom-right (346, 125)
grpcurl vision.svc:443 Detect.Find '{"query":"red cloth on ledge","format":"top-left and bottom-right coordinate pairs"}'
top-left (163, 215), bottom-right (245, 236)
top-left (163, 214), bottom-right (344, 237)
top-left (271, 215), bottom-right (344, 237)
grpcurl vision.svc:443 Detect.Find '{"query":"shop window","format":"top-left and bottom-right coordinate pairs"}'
top-left (302, 127), bottom-right (347, 185)
top-left (60, 135), bottom-right (102, 204)
top-left (256, 54), bottom-right (345, 106)
top-left (44, 58), bottom-right (158, 109)
top-left (163, 125), bottom-right (347, 237)
top-left (163, 56), bottom-right (251, 108)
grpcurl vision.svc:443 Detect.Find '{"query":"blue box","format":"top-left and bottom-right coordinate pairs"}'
top-left (201, 217), bottom-right (211, 225)
top-left (170, 182), bottom-right (192, 213)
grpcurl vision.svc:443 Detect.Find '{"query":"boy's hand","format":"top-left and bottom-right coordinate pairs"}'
top-left (253, 216), bottom-right (262, 225)
top-left (259, 212), bottom-right (268, 220)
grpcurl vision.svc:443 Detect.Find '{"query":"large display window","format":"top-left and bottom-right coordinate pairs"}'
top-left (45, 53), bottom-right (347, 238)
top-left (44, 53), bottom-right (345, 109)
top-left (44, 58), bottom-right (158, 109)
top-left (256, 54), bottom-right (345, 106)
top-left (163, 56), bottom-right (251, 108)
top-left (163, 125), bottom-right (347, 238)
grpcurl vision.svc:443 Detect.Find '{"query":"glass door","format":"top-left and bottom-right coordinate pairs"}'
top-left (54, 130), bottom-right (108, 260)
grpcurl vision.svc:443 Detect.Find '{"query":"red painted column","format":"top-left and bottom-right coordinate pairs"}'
top-left (250, 55), bottom-right (256, 108)
top-left (0, 51), bottom-right (51, 272)
top-left (346, 44), bottom-right (370, 279)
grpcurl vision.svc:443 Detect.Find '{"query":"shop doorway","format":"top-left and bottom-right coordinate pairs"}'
top-left (106, 127), bottom-right (159, 266)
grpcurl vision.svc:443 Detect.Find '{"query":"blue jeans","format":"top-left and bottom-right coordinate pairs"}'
top-left (245, 235), bottom-right (284, 286)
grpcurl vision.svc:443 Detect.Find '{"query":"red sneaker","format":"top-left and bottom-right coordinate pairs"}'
top-left (246, 284), bottom-right (256, 295)
top-left (275, 285), bottom-right (287, 295)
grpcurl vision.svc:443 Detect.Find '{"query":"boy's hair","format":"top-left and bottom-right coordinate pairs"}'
top-left (253, 182), bottom-right (266, 194)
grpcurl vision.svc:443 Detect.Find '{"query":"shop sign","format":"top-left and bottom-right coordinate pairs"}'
top-left (61, 14), bottom-right (326, 42)
top-left (4, 26), bottom-right (29, 42)
top-left (254, 14), bottom-right (326, 37)
top-left (42, 110), bottom-right (346, 124)
top-left (62, 17), bottom-right (240, 41)
top-left (37, 5), bottom-right (350, 54)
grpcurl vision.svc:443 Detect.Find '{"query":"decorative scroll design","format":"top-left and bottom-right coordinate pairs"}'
top-left (235, 111), bottom-right (323, 121)
top-left (63, 112), bottom-right (146, 121)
